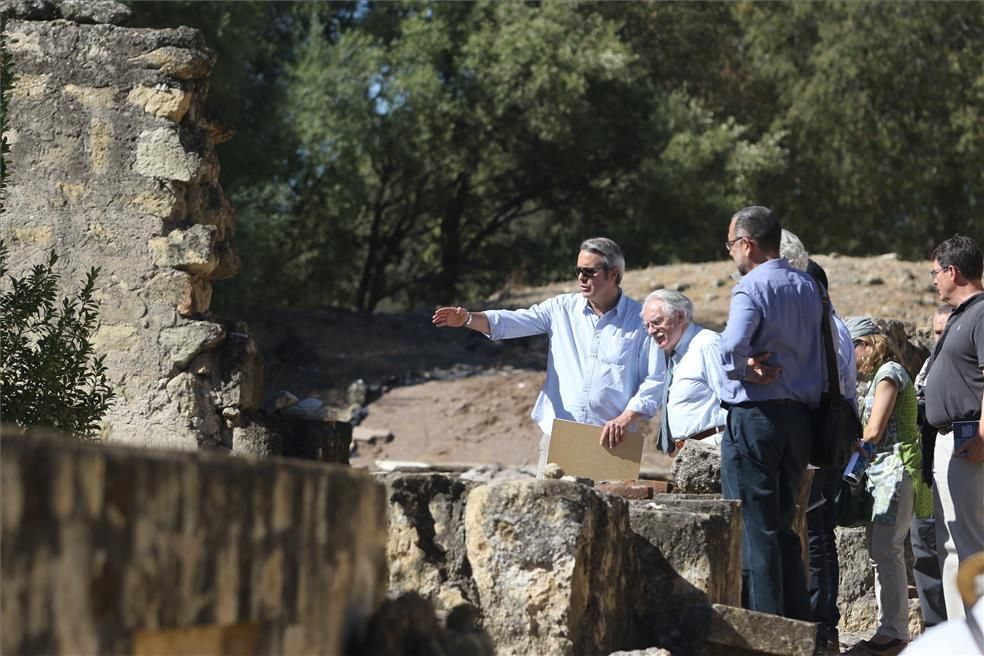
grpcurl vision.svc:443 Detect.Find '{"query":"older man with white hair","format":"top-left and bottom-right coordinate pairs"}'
top-left (641, 289), bottom-right (727, 454)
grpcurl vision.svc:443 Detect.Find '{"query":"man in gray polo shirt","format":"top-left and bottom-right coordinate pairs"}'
top-left (924, 234), bottom-right (984, 621)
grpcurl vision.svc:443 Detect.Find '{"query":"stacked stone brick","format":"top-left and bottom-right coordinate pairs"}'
top-left (1, 1), bottom-right (260, 450)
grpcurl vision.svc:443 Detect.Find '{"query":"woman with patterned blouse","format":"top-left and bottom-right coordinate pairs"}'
top-left (849, 317), bottom-right (934, 655)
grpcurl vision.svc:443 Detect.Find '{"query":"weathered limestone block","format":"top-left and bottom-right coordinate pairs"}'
top-left (134, 127), bottom-right (203, 182)
top-left (628, 496), bottom-right (742, 608)
top-left (159, 320), bottom-right (225, 369)
top-left (144, 269), bottom-right (211, 316)
top-left (383, 473), bottom-right (479, 612)
top-left (127, 85), bottom-right (192, 122)
top-left (231, 417), bottom-right (283, 457)
top-left (836, 526), bottom-right (923, 637)
top-left (149, 223), bottom-right (218, 273)
top-left (63, 82), bottom-right (117, 108)
top-left (671, 440), bottom-right (722, 493)
top-left (682, 604), bottom-right (817, 656)
top-left (2, 15), bottom-right (249, 453)
top-left (56, 0), bottom-right (132, 25)
top-left (91, 322), bottom-right (139, 353)
top-left (465, 480), bottom-right (634, 656)
top-left (130, 182), bottom-right (186, 221)
top-left (128, 45), bottom-right (216, 81)
top-left (0, 431), bottom-right (388, 655)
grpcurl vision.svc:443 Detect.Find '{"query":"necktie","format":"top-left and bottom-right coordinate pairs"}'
top-left (659, 352), bottom-right (675, 453)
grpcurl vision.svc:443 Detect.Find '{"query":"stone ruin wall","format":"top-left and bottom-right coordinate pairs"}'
top-left (1, 2), bottom-right (263, 451)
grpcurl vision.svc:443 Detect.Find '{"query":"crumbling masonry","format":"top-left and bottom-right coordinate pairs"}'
top-left (1, 3), bottom-right (259, 450)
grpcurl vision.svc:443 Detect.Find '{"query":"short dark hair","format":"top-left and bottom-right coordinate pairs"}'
top-left (806, 258), bottom-right (829, 291)
top-left (932, 234), bottom-right (983, 281)
top-left (732, 206), bottom-right (781, 252)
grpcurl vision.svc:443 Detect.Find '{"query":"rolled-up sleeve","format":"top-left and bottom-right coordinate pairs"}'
top-left (485, 298), bottom-right (554, 341)
top-left (719, 288), bottom-right (759, 381)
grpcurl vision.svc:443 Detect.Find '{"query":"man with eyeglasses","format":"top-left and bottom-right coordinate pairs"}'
top-left (718, 205), bottom-right (824, 621)
top-left (923, 234), bottom-right (984, 622)
top-left (641, 289), bottom-right (727, 456)
top-left (432, 237), bottom-right (662, 477)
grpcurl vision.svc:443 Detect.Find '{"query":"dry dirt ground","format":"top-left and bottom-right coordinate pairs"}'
top-left (242, 254), bottom-right (941, 472)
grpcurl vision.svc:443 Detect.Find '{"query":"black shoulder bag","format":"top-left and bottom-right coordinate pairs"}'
top-left (810, 290), bottom-right (862, 470)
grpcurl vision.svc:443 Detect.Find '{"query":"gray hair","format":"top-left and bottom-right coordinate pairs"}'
top-left (643, 289), bottom-right (693, 323)
top-left (780, 229), bottom-right (810, 271)
top-left (580, 237), bottom-right (625, 284)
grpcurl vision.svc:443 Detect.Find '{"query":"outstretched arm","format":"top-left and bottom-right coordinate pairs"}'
top-left (432, 306), bottom-right (490, 336)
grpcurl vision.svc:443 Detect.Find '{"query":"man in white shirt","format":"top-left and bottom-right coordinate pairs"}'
top-left (433, 237), bottom-right (662, 476)
top-left (641, 289), bottom-right (727, 455)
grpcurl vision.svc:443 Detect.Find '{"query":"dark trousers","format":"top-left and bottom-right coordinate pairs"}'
top-left (721, 402), bottom-right (812, 620)
top-left (807, 468), bottom-right (841, 630)
top-left (911, 514), bottom-right (947, 626)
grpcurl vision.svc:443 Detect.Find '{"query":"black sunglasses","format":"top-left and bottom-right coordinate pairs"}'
top-left (575, 266), bottom-right (607, 278)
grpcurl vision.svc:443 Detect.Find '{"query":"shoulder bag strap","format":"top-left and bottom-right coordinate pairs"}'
top-left (819, 288), bottom-right (841, 399)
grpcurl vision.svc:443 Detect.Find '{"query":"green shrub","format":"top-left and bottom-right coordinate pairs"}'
top-left (0, 244), bottom-right (115, 438)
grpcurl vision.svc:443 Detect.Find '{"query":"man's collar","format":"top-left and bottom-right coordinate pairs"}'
top-left (674, 322), bottom-right (700, 356)
top-left (582, 289), bottom-right (624, 316)
top-left (953, 289), bottom-right (984, 314)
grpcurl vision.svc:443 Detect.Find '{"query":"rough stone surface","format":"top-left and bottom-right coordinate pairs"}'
top-left (380, 474), bottom-right (752, 655)
top-left (682, 604), bottom-right (817, 656)
top-left (135, 127), bottom-right (203, 181)
top-left (382, 473), bottom-right (479, 613)
top-left (0, 432), bottom-right (388, 655)
top-left (628, 497), bottom-right (742, 608)
top-left (836, 526), bottom-right (923, 637)
top-left (55, 0), bottom-right (131, 25)
top-left (465, 480), bottom-right (636, 656)
top-left (1, 18), bottom-right (251, 451)
top-left (671, 440), bottom-right (722, 493)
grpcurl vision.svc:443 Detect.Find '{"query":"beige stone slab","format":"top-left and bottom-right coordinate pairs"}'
top-left (132, 622), bottom-right (260, 656)
top-left (547, 418), bottom-right (643, 481)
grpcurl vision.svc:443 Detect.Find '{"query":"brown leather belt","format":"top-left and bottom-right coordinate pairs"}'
top-left (674, 425), bottom-right (725, 452)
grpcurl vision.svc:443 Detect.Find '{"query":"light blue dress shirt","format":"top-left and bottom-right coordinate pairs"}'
top-left (667, 323), bottom-right (728, 438)
top-left (718, 258), bottom-right (824, 407)
top-left (485, 292), bottom-right (663, 434)
top-left (833, 312), bottom-right (858, 407)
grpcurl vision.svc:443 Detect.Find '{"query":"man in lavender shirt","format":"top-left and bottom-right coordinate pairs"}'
top-left (718, 206), bottom-right (824, 620)
top-left (432, 237), bottom-right (662, 476)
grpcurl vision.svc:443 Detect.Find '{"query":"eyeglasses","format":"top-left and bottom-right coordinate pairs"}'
top-left (575, 266), bottom-right (607, 278)
top-left (725, 236), bottom-right (750, 252)
top-left (930, 266), bottom-right (949, 280)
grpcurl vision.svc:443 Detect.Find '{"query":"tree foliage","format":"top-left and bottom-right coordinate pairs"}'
top-left (124, 1), bottom-right (983, 311)
top-left (0, 245), bottom-right (115, 438)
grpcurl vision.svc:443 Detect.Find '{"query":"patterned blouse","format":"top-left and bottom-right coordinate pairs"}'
top-left (863, 361), bottom-right (934, 523)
